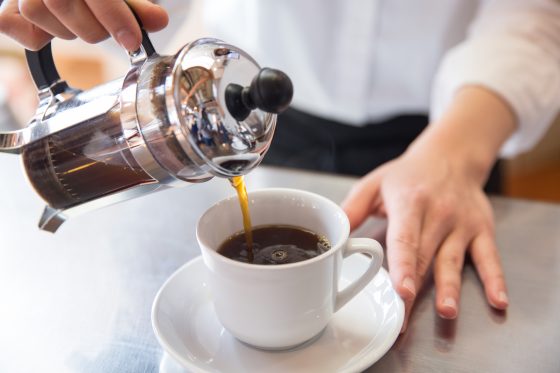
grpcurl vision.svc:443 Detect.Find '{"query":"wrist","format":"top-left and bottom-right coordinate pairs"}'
top-left (407, 86), bottom-right (517, 185)
top-left (407, 127), bottom-right (495, 186)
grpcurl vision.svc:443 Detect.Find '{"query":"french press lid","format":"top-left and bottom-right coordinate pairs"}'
top-left (165, 38), bottom-right (293, 177)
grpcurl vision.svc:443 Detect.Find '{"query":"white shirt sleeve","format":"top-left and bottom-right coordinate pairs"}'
top-left (430, 0), bottom-right (560, 158)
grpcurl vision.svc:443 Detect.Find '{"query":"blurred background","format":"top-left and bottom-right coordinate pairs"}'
top-left (1, 0), bottom-right (558, 203)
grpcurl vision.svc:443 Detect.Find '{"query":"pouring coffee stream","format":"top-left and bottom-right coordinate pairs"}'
top-left (229, 176), bottom-right (254, 262)
top-left (0, 20), bottom-right (293, 232)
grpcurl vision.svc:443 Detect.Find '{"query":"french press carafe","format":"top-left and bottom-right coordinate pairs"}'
top-left (0, 26), bottom-right (293, 232)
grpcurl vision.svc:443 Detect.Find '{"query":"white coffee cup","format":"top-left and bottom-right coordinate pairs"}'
top-left (197, 188), bottom-right (384, 350)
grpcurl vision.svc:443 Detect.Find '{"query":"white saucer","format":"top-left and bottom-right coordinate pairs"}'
top-left (152, 255), bottom-right (404, 373)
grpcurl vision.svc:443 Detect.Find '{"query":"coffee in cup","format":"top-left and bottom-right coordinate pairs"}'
top-left (217, 224), bottom-right (331, 265)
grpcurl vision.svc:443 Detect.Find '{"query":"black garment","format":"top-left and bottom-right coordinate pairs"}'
top-left (263, 108), bottom-right (502, 194)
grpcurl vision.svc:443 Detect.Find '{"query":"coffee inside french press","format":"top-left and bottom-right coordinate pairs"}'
top-left (22, 109), bottom-right (152, 210)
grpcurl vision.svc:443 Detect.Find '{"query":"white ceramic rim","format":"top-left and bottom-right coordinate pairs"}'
top-left (151, 258), bottom-right (207, 373)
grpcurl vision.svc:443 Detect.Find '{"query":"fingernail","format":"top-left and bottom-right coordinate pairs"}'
top-left (441, 297), bottom-right (457, 319)
top-left (116, 29), bottom-right (139, 51)
top-left (443, 297), bottom-right (456, 309)
top-left (401, 277), bottom-right (416, 297)
top-left (498, 291), bottom-right (509, 306)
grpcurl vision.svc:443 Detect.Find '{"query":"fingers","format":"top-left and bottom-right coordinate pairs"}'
top-left (127, 0), bottom-right (169, 31)
top-left (470, 232), bottom-right (509, 310)
top-left (342, 167), bottom-right (425, 333)
top-left (84, 0), bottom-right (142, 50)
top-left (0, 0), bottom-right (169, 51)
top-left (394, 205), bottom-right (452, 331)
top-left (0, 0), bottom-right (53, 50)
top-left (385, 193), bottom-right (426, 332)
top-left (18, 0), bottom-right (75, 39)
top-left (416, 203), bottom-right (454, 290)
top-left (434, 232), bottom-right (468, 319)
top-left (85, 0), bottom-right (168, 51)
top-left (434, 229), bottom-right (508, 321)
top-left (42, 0), bottom-right (109, 44)
top-left (341, 170), bottom-right (383, 230)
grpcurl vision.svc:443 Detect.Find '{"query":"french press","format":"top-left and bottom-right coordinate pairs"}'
top-left (0, 26), bottom-right (293, 233)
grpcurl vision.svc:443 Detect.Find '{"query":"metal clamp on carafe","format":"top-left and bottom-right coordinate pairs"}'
top-left (0, 18), bottom-right (293, 233)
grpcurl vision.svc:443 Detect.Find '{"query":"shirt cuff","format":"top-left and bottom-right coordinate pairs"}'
top-left (430, 36), bottom-right (560, 158)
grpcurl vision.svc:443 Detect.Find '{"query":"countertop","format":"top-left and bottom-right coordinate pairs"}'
top-left (0, 154), bottom-right (559, 373)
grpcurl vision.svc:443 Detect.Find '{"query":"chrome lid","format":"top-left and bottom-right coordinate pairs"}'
top-left (166, 38), bottom-right (293, 177)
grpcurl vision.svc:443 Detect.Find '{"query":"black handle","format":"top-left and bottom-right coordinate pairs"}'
top-left (25, 7), bottom-right (156, 92)
top-left (130, 8), bottom-right (156, 57)
top-left (225, 68), bottom-right (294, 122)
top-left (25, 44), bottom-right (65, 92)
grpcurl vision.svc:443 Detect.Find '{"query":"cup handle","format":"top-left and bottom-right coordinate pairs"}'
top-left (334, 238), bottom-right (384, 312)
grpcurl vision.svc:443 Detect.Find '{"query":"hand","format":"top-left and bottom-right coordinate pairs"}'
top-left (342, 86), bottom-right (516, 331)
top-left (0, 0), bottom-right (168, 51)
top-left (342, 146), bottom-right (509, 331)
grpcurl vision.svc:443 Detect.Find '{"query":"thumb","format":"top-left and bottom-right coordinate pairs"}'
top-left (341, 170), bottom-right (383, 231)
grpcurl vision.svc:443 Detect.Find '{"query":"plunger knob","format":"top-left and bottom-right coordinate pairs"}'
top-left (226, 68), bottom-right (294, 121)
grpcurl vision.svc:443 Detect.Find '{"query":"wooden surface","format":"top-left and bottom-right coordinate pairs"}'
top-left (505, 162), bottom-right (560, 202)
top-left (504, 115), bottom-right (560, 203)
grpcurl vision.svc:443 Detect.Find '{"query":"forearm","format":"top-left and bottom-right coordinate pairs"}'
top-left (409, 85), bottom-right (517, 185)
top-left (430, 1), bottom-right (560, 159)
